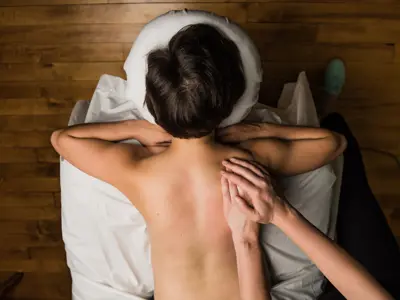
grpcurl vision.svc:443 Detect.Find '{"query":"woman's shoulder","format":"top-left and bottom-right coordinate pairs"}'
top-left (219, 145), bottom-right (254, 162)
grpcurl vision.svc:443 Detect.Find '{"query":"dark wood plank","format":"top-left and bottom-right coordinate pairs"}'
top-left (340, 103), bottom-right (400, 155)
top-left (377, 195), bottom-right (400, 211)
top-left (0, 248), bottom-right (30, 260)
top-left (37, 220), bottom-right (62, 237)
top-left (248, 3), bottom-right (400, 24)
top-left (36, 148), bottom-right (59, 163)
top-left (363, 152), bottom-right (400, 199)
top-left (340, 87), bottom-right (400, 106)
top-left (0, 24), bottom-right (143, 44)
top-left (0, 98), bottom-right (77, 115)
top-left (0, 82), bottom-right (41, 98)
top-left (0, 4), bottom-right (246, 26)
top-left (0, 178), bottom-right (60, 192)
top-left (338, 104), bottom-right (400, 127)
top-left (0, 193), bottom-right (55, 207)
top-left (389, 209), bottom-right (400, 236)
top-left (0, 221), bottom-right (37, 235)
top-left (395, 44), bottom-right (400, 62)
top-left (246, 0), bottom-right (398, 2)
top-left (0, 115), bottom-right (69, 131)
top-left (0, 260), bottom-right (67, 273)
top-left (1, 115), bottom-right (69, 131)
top-left (0, 43), bottom-right (125, 63)
top-left (4, 272), bottom-right (71, 300)
top-left (29, 246), bottom-right (66, 260)
top-left (0, 148), bottom-right (37, 163)
top-left (40, 81), bottom-right (95, 101)
top-left (0, 0), bottom-right (242, 5)
top-left (261, 61), bottom-right (325, 84)
top-left (345, 125), bottom-right (400, 156)
top-left (0, 207), bottom-right (60, 220)
top-left (1, 0), bottom-right (105, 5)
top-left (261, 61), bottom-right (400, 90)
top-left (245, 23), bottom-right (318, 44)
top-left (0, 62), bottom-right (124, 82)
top-left (0, 163), bottom-right (59, 178)
top-left (0, 0), bottom-right (394, 5)
top-left (0, 132), bottom-right (52, 147)
top-left (1, 234), bottom-right (62, 248)
top-left (53, 192), bottom-right (61, 208)
top-left (345, 62), bottom-right (400, 88)
top-left (317, 21), bottom-right (400, 43)
top-left (259, 43), bottom-right (394, 63)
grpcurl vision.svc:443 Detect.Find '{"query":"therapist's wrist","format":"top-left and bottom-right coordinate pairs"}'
top-left (233, 234), bottom-right (260, 250)
top-left (271, 201), bottom-right (297, 229)
top-left (232, 221), bottom-right (260, 246)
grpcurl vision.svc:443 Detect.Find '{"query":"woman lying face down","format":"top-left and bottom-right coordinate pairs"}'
top-left (51, 23), bottom-right (347, 300)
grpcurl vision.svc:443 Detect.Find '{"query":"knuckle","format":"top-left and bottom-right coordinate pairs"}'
top-left (259, 181), bottom-right (268, 189)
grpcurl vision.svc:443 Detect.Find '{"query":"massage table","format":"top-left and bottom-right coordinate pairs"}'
top-left (60, 10), bottom-right (343, 300)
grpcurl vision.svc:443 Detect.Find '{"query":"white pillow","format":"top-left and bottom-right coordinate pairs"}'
top-left (123, 10), bottom-right (262, 127)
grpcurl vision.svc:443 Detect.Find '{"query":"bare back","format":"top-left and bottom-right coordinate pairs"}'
top-left (122, 143), bottom-right (252, 300)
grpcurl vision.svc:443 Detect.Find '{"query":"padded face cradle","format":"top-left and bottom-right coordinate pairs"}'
top-left (123, 10), bottom-right (263, 128)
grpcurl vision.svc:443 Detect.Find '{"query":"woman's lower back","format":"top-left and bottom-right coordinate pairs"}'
top-left (149, 222), bottom-right (241, 300)
top-left (134, 144), bottom-right (252, 300)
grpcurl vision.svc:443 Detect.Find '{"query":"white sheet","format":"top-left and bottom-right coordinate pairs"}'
top-left (61, 72), bottom-right (343, 300)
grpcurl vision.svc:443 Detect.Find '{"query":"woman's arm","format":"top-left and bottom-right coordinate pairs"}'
top-left (218, 122), bottom-right (346, 176)
top-left (221, 175), bottom-right (269, 300)
top-left (222, 158), bottom-right (393, 300)
top-left (53, 119), bottom-right (171, 145)
top-left (51, 120), bottom-right (171, 187)
top-left (218, 122), bottom-right (342, 142)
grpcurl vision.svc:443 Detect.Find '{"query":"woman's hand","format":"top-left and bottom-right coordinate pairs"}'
top-left (221, 158), bottom-right (289, 225)
top-left (221, 170), bottom-right (259, 244)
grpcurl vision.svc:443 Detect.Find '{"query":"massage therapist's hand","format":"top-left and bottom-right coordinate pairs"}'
top-left (224, 159), bottom-right (394, 300)
top-left (221, 170), bottom-right (259, 244)
top-left (221, 158), bottom-right (289, 225)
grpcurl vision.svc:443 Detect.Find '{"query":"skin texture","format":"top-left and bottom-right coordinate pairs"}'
top-left (51, 119), bottom-right (346, 300)
top-left (221, 159), bottom-right (393, 300)
top-left (221, 174), bottom-right (270, 300)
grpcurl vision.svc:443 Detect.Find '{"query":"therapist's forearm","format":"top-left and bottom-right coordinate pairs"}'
top-left (233, 238), bottom-right (270, 300)
top-left (273, 208), bottom-right (393, 300)
top-left (56, 120), bottom-right (146, 142)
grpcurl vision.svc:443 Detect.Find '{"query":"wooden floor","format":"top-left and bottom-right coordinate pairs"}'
top-left (0, 1), bottom-right (399, 299)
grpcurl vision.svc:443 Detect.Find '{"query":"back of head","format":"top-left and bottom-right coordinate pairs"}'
top-left (144, 24), bottom-right (246, 139)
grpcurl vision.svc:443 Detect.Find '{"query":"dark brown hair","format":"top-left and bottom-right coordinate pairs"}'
top-left (144, 24), bottom-right (245, 138)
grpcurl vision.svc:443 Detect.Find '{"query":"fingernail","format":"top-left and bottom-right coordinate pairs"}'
top-left (222, 160), bottom-right (228, 165)
top-left (230, 158), bottom-right (237, 162)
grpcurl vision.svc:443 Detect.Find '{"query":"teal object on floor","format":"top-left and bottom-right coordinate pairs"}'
top-left (324, 58), bottom-right (346, 96)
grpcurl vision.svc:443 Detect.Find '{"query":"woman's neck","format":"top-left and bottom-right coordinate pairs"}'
top-left (169, 133), bottom-right (215, 154)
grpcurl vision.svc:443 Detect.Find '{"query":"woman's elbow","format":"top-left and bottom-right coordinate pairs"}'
top-left (334, 133), bottom-right (347, 156)
top-left (50, 129), bottom-right (64, 153)
top-left (338, 133), bottom-right (347, 154)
